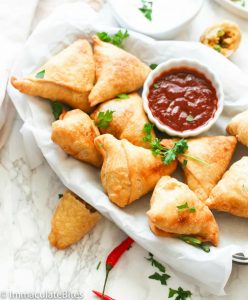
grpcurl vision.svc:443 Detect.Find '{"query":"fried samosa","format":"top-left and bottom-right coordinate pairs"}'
top-left (11, 39), bottom-right (95, 112)
top-left (51, 109), bottom-right (102, 167)
top-left (94, 134), bottom-right (177, 207)
top-left (147, 176), bottom-right (219, 246)
top-left (227, 109), bottom-right (248, 148)
top-left (88, 36), bottom-right (150, 106)
top-left (206, 157), bottom-right (248, 218)
top-left (90, 92), bottom-right (155, 148)
top-left (161, 136), bottom-right (237, 202)
top-left (49, 190), bottom-right (101, 249)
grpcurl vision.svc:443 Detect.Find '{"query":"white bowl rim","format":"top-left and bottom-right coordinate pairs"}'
top-left (108, 0), bottom-right (204, 36)
top-left (214, 0), bottom-right (248, 15)
top-left (142, 58), bottom-right (224, 138)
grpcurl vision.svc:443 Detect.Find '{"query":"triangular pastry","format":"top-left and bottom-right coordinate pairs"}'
top-left (89, 36), bottom-right (150, 106)
top-left (147, 176), bottom-right (219, 246)
top-left (90, 92), bottom-right (155, 148)
top-left (48, 190), bottom-right (101, 249)
top-left (11, 39), bottom-right (95, 112)
top-left (161, 136), bottom-right (237, 202)
top-left (51, 109), bottom-right (102, 167)
top-left (206, 157), bottom-right (248, 218)
top-left (227, 109), bottom-right (248, 148)
top-left (94, 134), bottom-right (177, 207)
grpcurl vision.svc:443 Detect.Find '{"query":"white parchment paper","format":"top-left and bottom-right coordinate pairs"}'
top-left (7, 2), bottom-right (248, 295)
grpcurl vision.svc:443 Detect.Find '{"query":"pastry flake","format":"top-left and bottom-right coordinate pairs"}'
top-left (147, 176), bottom-right (219, 246)
top-left (90, 92), bottom-right (155, 148)
top-left (88, 35), bottom-right (150, 106)
top-left (227, 109), bottom-right (248, 148)
top-left (161, 136), bottom-right (237, 202)
top-left (49, 190), bottom-right (101, 249)
top-left (94, 134), bottom-right (177, 207)
top-left (51, 109), bottom-right (102, 167)
top-left (11, 39), bottom-right (95, 112)
top-left (206, 156), bottom-right (248, 218)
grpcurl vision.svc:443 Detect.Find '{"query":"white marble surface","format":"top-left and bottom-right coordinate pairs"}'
top-left (1, 0), bottom-right (248, 299)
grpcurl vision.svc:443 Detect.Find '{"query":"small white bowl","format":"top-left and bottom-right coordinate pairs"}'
top-left (142, 58), bottom-right (224, 138)
top-left (108, 0), bottom-right (204, 40)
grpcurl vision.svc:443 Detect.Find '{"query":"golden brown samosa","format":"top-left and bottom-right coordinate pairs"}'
top-left (90, 92), bottom-right (155, 148)
top-left (51, 109), bottom-right (102, 167)
top-left (227, 109), bottom-right (248, 148)
top-left (89, 35), bottom-right (150, 106)
top-left (49, 190), bottom-right (101, 249)
top-left (206, 157), bottom-right (248, 218)
top-left (161, 136), bottom-right (237, 202)
top-left (11, 39), bottom-right (95, 112)
top-left (147, 176), bottom-right (219, 246)
top-left (94, 134), bottom-right (177, 207)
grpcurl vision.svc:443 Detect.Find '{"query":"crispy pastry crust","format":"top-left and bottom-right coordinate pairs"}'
top-left (147, 176), bottom-right (219, 246)
top-left (227, 109), bottom-right (248, 148)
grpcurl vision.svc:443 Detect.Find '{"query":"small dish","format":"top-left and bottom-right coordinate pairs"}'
top-left (214, 0), bottom-right (248, 20)
top-left (142, 58), bottom-right (224, 137)
top-left (108, 0), bottom-right (204, 39)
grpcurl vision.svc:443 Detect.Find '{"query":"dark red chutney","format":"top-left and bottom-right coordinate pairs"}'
top-left (147, 67), bottom-right (218, 132)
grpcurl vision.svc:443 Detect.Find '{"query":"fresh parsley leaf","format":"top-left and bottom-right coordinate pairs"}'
top-left (97, 30), bottom-right (129, 48)
top-left (35, 69), bottom-right (45, 79)
top-left (213, 44), bottom-right (221, 52)
top-left (179, 236), bottom-right (211, 253)
top-left (153, 83), bottom-right (159, 89)
top-left (149, 272), bottom-right (170, 285)
top-left (186, 115), bottom-right (194, 122)
top-left (95, 110), bottom-right (115, 128)
top-left (96, 261), bottom-right (101, 270)
top-left (116, 93), bottom-right (129, 100)
top-left (145, 252), bottom-right (166, 273)
top-left (183, 159), bottom-right (188, 167)
top-left (51, 101), bottom-right (63, 120)
top-left (150, 63), bottom-right (158, 70)
top-left (139, 0), bottom-right (153, 21)
top-left (142, 123), bottom-right (154, 142)
top-left (177, 202), bottom-right (196, 213)
top-left (58, 193), bottom-right (63, 199)
top-left (168, 287), bottom-right (192, 300)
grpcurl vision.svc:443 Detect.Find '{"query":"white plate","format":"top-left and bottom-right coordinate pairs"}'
top-left (8, 3), bottom-right (248, 294)
top-left (214, 0), bottom-right (248, 19)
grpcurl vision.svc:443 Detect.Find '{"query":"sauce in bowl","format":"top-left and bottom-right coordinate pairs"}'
top-left (147, 67), bottom-right (218, 132)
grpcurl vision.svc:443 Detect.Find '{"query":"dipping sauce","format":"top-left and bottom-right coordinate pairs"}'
top-left (147, 67), bottom-right (218, 132)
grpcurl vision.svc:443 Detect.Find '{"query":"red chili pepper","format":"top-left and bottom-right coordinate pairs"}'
top-left (92, 290), bottom-right (115, 300)
top-left (101, 237), bottom-right (134, 299)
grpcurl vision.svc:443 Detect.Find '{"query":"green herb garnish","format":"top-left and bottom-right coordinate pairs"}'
top-left (35, 69), bottom-right (45, 79)
top-left (217, 29), bottom-right (225, 37)
top-left (179, 236), bottom-right (211, 253)
top-left (183, 159), bottom-right (188, 168)
top-left (213, 44), bottom-right (221, 52)
top-left (97, 30), bottom-right (129, 48)
top-left (153, 83), bottom-right (159, 89)
top-left (142, 122), bottom-right (154, 142)
top-left (186, 115), bottom-right (194, 122)
top-left (149, 272), bottom-right (170, 285)
top-left (51, 101), bottom-right (63, 120)
top-left (116, 93), bottom-right (129, 100)
top-left (139, 0), bottom-right (153, 21)
top-left (95, 110), bottom-right (115, 128)
top-left (169, 287), bottom-right (192, 300)
top-left (58, 193), bottom-right (63, 199)
top-left (145, 252), bottom-right (166, 273)
top-left (182, 153), bottom-right (209, 165)
top-left (177, 202), bottom-right (196, 213)
top-left (150, 63), bottom-right (158, 70)
top-left (96, 261), bottom-right (101, 270)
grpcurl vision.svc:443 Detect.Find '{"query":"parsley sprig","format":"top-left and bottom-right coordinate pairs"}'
top-left (35, 69), bottom-right (45, 79)
top-left (95, 110), bottom-right (115, 129)
top-left (146, 253), bottom-right (171, 285)
top-left (143, 123), bottom-right (154, 142)
top-left (177, 202), bottom-right (196, 213)
top-left (179, 236), bottom-right (210, 253)
top-left (150, 63), bottom-right (158, 70)
top-left (96, 30), bottom-right (129, 48)
top-left (116, 93), bottom-right (129, 100)
top-left (169, 287), bottom-right (192, 300)
top-left (51, 101), bottom-right (64, 120)
top-left (139, 0), bottom-right (153, 21)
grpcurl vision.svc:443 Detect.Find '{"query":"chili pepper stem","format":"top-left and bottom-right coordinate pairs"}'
top-left (102, 265), bottom-right (112, 299)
